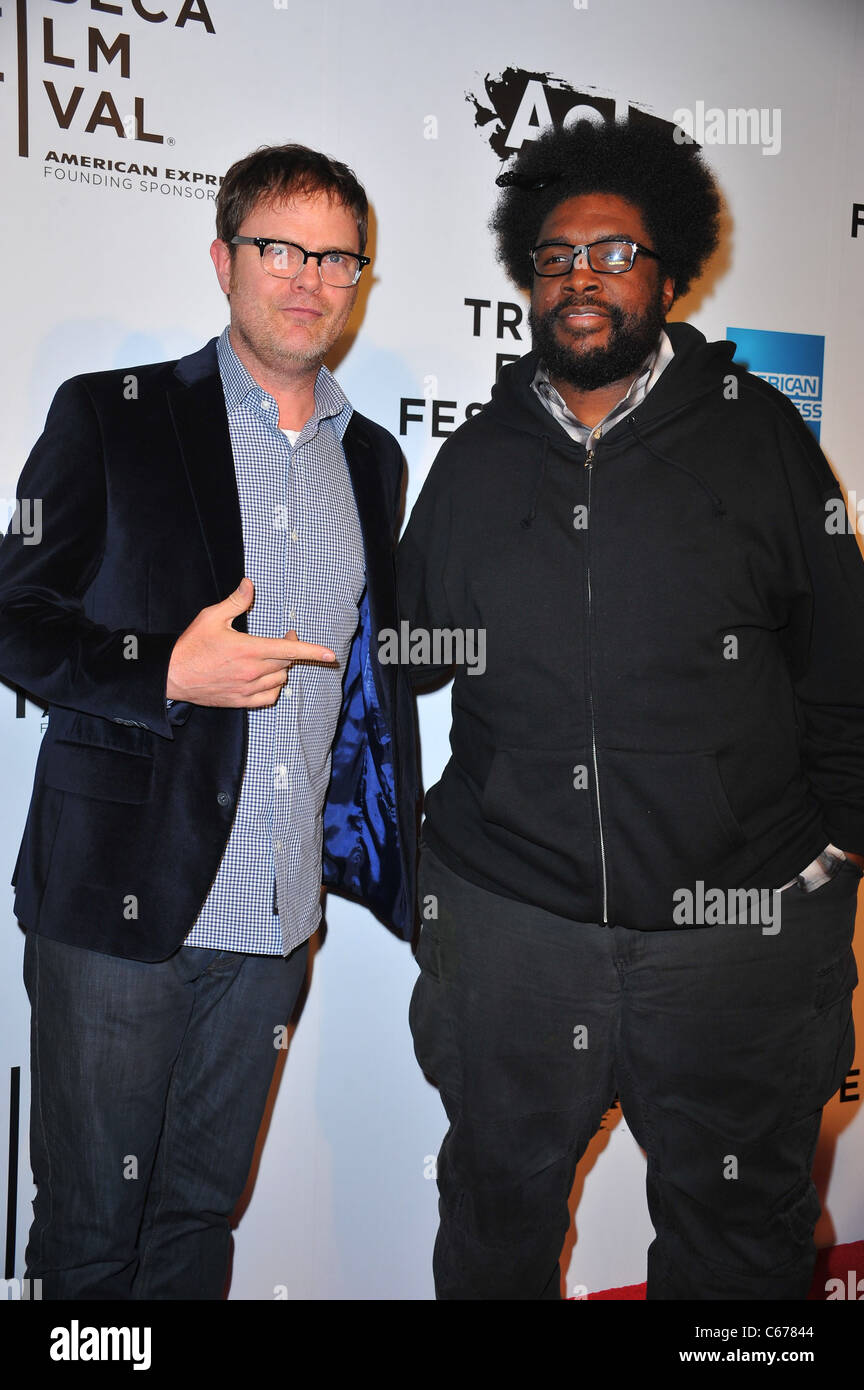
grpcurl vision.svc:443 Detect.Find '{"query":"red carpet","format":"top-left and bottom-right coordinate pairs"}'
top-left (581, 1240), bottom-right (864, 1300)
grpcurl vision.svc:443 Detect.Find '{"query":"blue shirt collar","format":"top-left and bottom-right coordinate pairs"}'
top-left (216, 325), bottom-right (353, 441)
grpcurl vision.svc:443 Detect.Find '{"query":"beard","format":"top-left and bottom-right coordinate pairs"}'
top-left (529, 283), bottom-right (667, 392)
top-left (231, 306), bottom-right (343, 374)
top-left (226, 271), bottom-right (356, 380)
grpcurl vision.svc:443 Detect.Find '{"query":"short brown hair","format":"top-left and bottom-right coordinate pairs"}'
top-left (216, 143), bottom-right (369, 252)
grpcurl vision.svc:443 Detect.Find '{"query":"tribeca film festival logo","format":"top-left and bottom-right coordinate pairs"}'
top-left (377, 621), bottom-right (486, 676)
top-left (7, 0), bottom-right (222, 200)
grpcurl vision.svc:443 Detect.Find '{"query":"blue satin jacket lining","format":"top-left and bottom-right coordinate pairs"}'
top-left (322, 588), bottom-right (406, 931)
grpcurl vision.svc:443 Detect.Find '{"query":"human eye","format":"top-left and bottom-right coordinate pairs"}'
top-left (535, 244), bottom-right (572, 270)
top-left (265, 241), bottom-right (296, 270)
top-left (594, 241), bottom-right (631, 268)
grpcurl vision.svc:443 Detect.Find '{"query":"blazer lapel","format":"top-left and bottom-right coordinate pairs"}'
top-left (342, 415), bottom-right (396, 631)
top-left (166, 345), bottom-right (395, 637)
top-left (167, 347), bottom-right (247, 627)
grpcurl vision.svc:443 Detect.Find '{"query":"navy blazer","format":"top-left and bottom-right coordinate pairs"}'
top-left (0, 339), bottom-right (419, 960)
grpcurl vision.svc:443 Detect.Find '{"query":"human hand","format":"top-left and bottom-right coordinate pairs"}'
top-left (165, 578), bottom-right (335, 707)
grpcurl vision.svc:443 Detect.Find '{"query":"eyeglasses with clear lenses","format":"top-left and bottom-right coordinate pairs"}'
top-left (230, 235), bottom-right (370, 287)
top-left (531, 238), bottom-right (662, 276)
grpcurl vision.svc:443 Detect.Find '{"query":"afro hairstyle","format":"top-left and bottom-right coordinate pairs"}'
top-left (490, 117), bottom-right (721, 301)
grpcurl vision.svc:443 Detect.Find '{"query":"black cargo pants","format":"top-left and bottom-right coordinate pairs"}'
top-left (410, 844), bottom-right (860, 1300)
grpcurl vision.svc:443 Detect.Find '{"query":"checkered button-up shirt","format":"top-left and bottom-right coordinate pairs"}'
top-left (185, 327), bottom-right (365, 955)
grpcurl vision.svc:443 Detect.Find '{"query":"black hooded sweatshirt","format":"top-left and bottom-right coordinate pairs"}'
top-left (397, 322), bottom-right (864, 929)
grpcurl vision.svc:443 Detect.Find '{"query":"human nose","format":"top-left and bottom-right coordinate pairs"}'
top-left (562, 245), bottom-right (600, 288)
top-left (292, 253), bottom-right (322, 290)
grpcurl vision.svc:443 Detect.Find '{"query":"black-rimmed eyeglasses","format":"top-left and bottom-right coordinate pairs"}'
top-left (230, 236), bottom-right (370, 287)
top-left (531, 238), bottom-right (662, 276)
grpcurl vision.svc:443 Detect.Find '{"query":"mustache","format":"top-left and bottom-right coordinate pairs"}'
top-left (554, 297), bottom-right (610, 316)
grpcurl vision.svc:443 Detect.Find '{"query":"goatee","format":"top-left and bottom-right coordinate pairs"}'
top-left (529, 287), bottom-right (667, 392)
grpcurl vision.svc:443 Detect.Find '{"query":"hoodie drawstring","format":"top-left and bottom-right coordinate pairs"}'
top-left (519, 413), bottom-right (726, 530)
top-left (627, 414), bottom-right (726, 517)
top-left (520, 436), bottom-right (550, 529)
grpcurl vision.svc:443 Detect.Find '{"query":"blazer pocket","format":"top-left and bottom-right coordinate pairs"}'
top-left (43, 720), bottom-right (154, 804)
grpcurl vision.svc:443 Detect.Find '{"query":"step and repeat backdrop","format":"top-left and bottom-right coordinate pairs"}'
top-left (0, 0), bottom-right (862, 1300)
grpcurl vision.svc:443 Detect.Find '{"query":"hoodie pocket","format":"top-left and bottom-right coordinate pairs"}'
top-left (481, 747), bottom-right (595, 860)
top-left (599, 748), bottom-right (749, 926)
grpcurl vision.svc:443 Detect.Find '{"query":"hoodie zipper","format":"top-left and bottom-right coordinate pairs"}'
top-left (584, 446), bottom-right (609, 924)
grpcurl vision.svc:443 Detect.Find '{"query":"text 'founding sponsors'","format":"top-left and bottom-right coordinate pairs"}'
top-left (673, 883), bottom-right (782, 935)
top-left (378, 622), bottom-right (487, 676)
top-left (43, 152), bottom-right (223, 200)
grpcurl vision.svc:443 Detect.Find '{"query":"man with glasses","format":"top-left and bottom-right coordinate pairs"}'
top-left (399, 119), bottom-right (864, 1299)
top-left (0, 143), bottom-right (417, 1298)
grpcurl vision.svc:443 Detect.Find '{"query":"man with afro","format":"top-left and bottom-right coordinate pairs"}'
top-left (399, 118), bottom-right (864, 1300)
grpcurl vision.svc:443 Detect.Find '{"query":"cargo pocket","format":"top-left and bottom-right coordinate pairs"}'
top-left (796, 943), bottom-right (858, 1114)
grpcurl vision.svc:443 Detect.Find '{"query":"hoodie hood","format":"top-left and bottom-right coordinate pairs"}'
top-left (484, 322), bottom-right (736, 525)
top-left (483, 321), bottom-right (738, 444)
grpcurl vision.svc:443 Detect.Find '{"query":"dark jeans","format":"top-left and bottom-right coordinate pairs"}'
top-left (24, 932), bottom-right (308, 1300)
top-left (410, 844), bottom-right (860, 1300)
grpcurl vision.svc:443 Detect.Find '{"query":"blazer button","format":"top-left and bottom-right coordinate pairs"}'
top-left (217, 791), bottom-right (232, 807)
